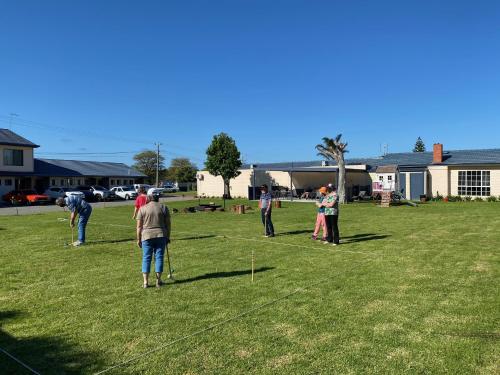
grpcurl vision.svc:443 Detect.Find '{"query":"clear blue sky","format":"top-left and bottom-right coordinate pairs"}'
top-left (1, 0), bottom-right (499, 167)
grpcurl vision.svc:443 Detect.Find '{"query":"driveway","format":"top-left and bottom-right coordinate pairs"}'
top-left (0, 195), bottom-right (195, 216)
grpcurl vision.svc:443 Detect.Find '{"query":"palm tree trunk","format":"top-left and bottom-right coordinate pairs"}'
top-left (337, 156), bottom-right (346, 203)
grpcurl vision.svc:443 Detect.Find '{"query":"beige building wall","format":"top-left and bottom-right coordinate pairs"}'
top-left (448, 165), bottom-right (500, 196)
top-left (428, 166), bottom-right (449, 197)
top-left (197, 170), bottom-right (252, 198)
top-left (0, 146), bottom-right (35, 172)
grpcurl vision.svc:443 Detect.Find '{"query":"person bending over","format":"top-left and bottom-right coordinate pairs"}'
top-left (56, 195), bottom-right (93, 247)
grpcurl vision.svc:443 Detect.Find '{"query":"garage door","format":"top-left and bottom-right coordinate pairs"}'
top-left (410, 172), bottom-right (424, 200)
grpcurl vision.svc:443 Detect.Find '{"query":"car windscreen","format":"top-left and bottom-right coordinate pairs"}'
top-left (93, 186), bottom-right (107, 190)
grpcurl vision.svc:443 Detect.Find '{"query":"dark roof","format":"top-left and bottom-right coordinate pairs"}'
top-left (241, 148), bottom-right (500, 172)
top-left (376, 165), bottom-right (399, 173)
top-left (35, 159), bottom-right (146, 177)
top-left (0, 159), bottom-right (146, 177)
top-left (0, 129), bottom-right (39, 148)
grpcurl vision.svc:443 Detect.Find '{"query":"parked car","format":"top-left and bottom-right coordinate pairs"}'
top-left (133, 184), bottom-right (151, 193)
top-left (109, 186), bottom-right (138, 200)
top-left (162, 183), bottom-right (178, 193)
top-left (75, 185), bottom-right (96, 201)
top-left (2, 190), bottom-right (51, 205)
top-left (147, 187), bottom-right (165, 197)
top-left (89, 185), bottom-right (111, 201)
top-left (44, 187), bottom-right (85, 201)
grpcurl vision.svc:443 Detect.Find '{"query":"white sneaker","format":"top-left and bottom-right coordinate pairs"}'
top-left (72, 240), bottom-right (83, 247)
top-left (332, 243), bottom-right (338, 246)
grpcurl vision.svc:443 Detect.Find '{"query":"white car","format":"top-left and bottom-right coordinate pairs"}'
top-left (109, 186), bottom-right (138, 200)
top-left (44, 187), bottom-right (85, 201)
top-left (133, 184), bottom-right (151, 193)
top-left (147, 187), bottom-right (165, 196)
top-left (162, 184), bottom-right (178, 193)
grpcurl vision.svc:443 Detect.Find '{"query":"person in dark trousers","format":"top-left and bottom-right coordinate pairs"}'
top-left (322, 184), bottom-right (340, 245)
top-left (259, 184), bottom-right (275, 237)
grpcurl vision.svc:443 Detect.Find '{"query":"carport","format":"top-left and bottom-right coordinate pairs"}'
top-left (249, 166), bottom-right (368, 201)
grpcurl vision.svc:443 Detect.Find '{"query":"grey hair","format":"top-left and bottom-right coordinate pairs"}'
top-left (55, 197), bottom-right (66, 207)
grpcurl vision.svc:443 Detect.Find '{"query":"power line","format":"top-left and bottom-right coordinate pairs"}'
top-left (0, 115), bottom-right (208, 154)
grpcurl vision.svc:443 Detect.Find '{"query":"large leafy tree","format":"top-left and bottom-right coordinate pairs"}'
top-left (413, 137), bottom-right (426, 152)
top-left (316, 135), bottom-right (348, 204)
top-left (166, 158), bottom-right (197, 183)
top-left (205, 133), bottom-right (242, 199)
top-left (132, 150), bottom-right (165, 184)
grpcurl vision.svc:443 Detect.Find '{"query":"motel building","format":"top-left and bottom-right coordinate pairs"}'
top-left (197, 143), bottom-right (500, 201)
top-left (0, 129), bottom-right (145, 196)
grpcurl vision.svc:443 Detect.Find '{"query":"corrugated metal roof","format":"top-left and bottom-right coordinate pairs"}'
top-left (242, 148), bottom-right (500, 171)
top-left (0, 129), bottom-right (39, 148)
top-left (36, 159), bottom-right (146, 177)
top-left (0, 159), bottom-right (146, 177)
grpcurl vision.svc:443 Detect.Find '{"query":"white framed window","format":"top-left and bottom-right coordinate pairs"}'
top-left (388, 175), bottom-right (393, 181)
top-left (379, 176), bottom-right (384, 181)
top-left (458, 171), bottom-right (490, 196)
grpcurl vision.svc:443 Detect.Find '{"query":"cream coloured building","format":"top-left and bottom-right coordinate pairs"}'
top-left (197, 144), bottom-right (500, 200)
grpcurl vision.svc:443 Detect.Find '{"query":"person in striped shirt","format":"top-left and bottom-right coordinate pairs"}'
top-left (56, 194), bottom-right (93, 246)
top-left (259, 184), bottom-right (275, 237)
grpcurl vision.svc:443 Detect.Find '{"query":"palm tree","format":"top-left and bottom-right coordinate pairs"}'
top-left (316, 135), bottom-right (348, 203)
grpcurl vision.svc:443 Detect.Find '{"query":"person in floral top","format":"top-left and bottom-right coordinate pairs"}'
top-left (321, 184), bottom-right (340, 245)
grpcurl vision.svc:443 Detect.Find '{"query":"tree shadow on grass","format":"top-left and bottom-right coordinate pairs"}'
top-left (174, 267), bottom-right (275, 285)
top-left (0, 310), bottom-right (105, 374)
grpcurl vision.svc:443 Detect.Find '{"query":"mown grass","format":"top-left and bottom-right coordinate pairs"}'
top-left (0, 200), bottom-right (499, 374)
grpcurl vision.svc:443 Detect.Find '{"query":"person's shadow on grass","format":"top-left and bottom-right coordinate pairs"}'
top-left (174, 267), bottom-right (275, 284)
top-left (0, 310), bottom-right (105, 374)
top-left (341, 233), bottom-right (390, 243)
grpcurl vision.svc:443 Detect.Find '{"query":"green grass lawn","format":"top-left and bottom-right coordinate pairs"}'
top-left (1, 200), bottom-right (499, 374)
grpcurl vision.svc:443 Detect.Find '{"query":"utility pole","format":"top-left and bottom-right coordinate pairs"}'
top-left (155, 142), bottom-right (162, 187)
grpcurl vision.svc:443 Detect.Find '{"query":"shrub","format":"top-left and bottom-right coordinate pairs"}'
top-left (433, 193), bottom-right (443, 201)
top-left (475, 197), bottom-right (484, 202)
top-left (486, 196), bottom-right (497, 202)
top-left (454, 195), bottom-right (463, 202)
top-left (464, 196), bottom-right (472, 202)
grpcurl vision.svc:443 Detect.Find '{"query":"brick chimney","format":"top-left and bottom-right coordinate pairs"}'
top-left (433, 143), bottom-right (443, 164)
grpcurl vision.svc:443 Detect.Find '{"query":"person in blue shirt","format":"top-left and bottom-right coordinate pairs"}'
top-left (56, 195), bottom-right (93, 246)
top-left (259, 184), bottom-right (275, 237)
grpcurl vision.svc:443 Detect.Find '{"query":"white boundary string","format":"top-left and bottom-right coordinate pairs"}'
top-left (0, 346), bottom-right (42, 375)
top-left (93, 257), bottom-right (373, 375)
top-left (218, 235), bottom-right (378, 255)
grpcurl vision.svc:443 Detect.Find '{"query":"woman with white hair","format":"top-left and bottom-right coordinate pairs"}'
top-left (136, 189), bottom-right (171, 288)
